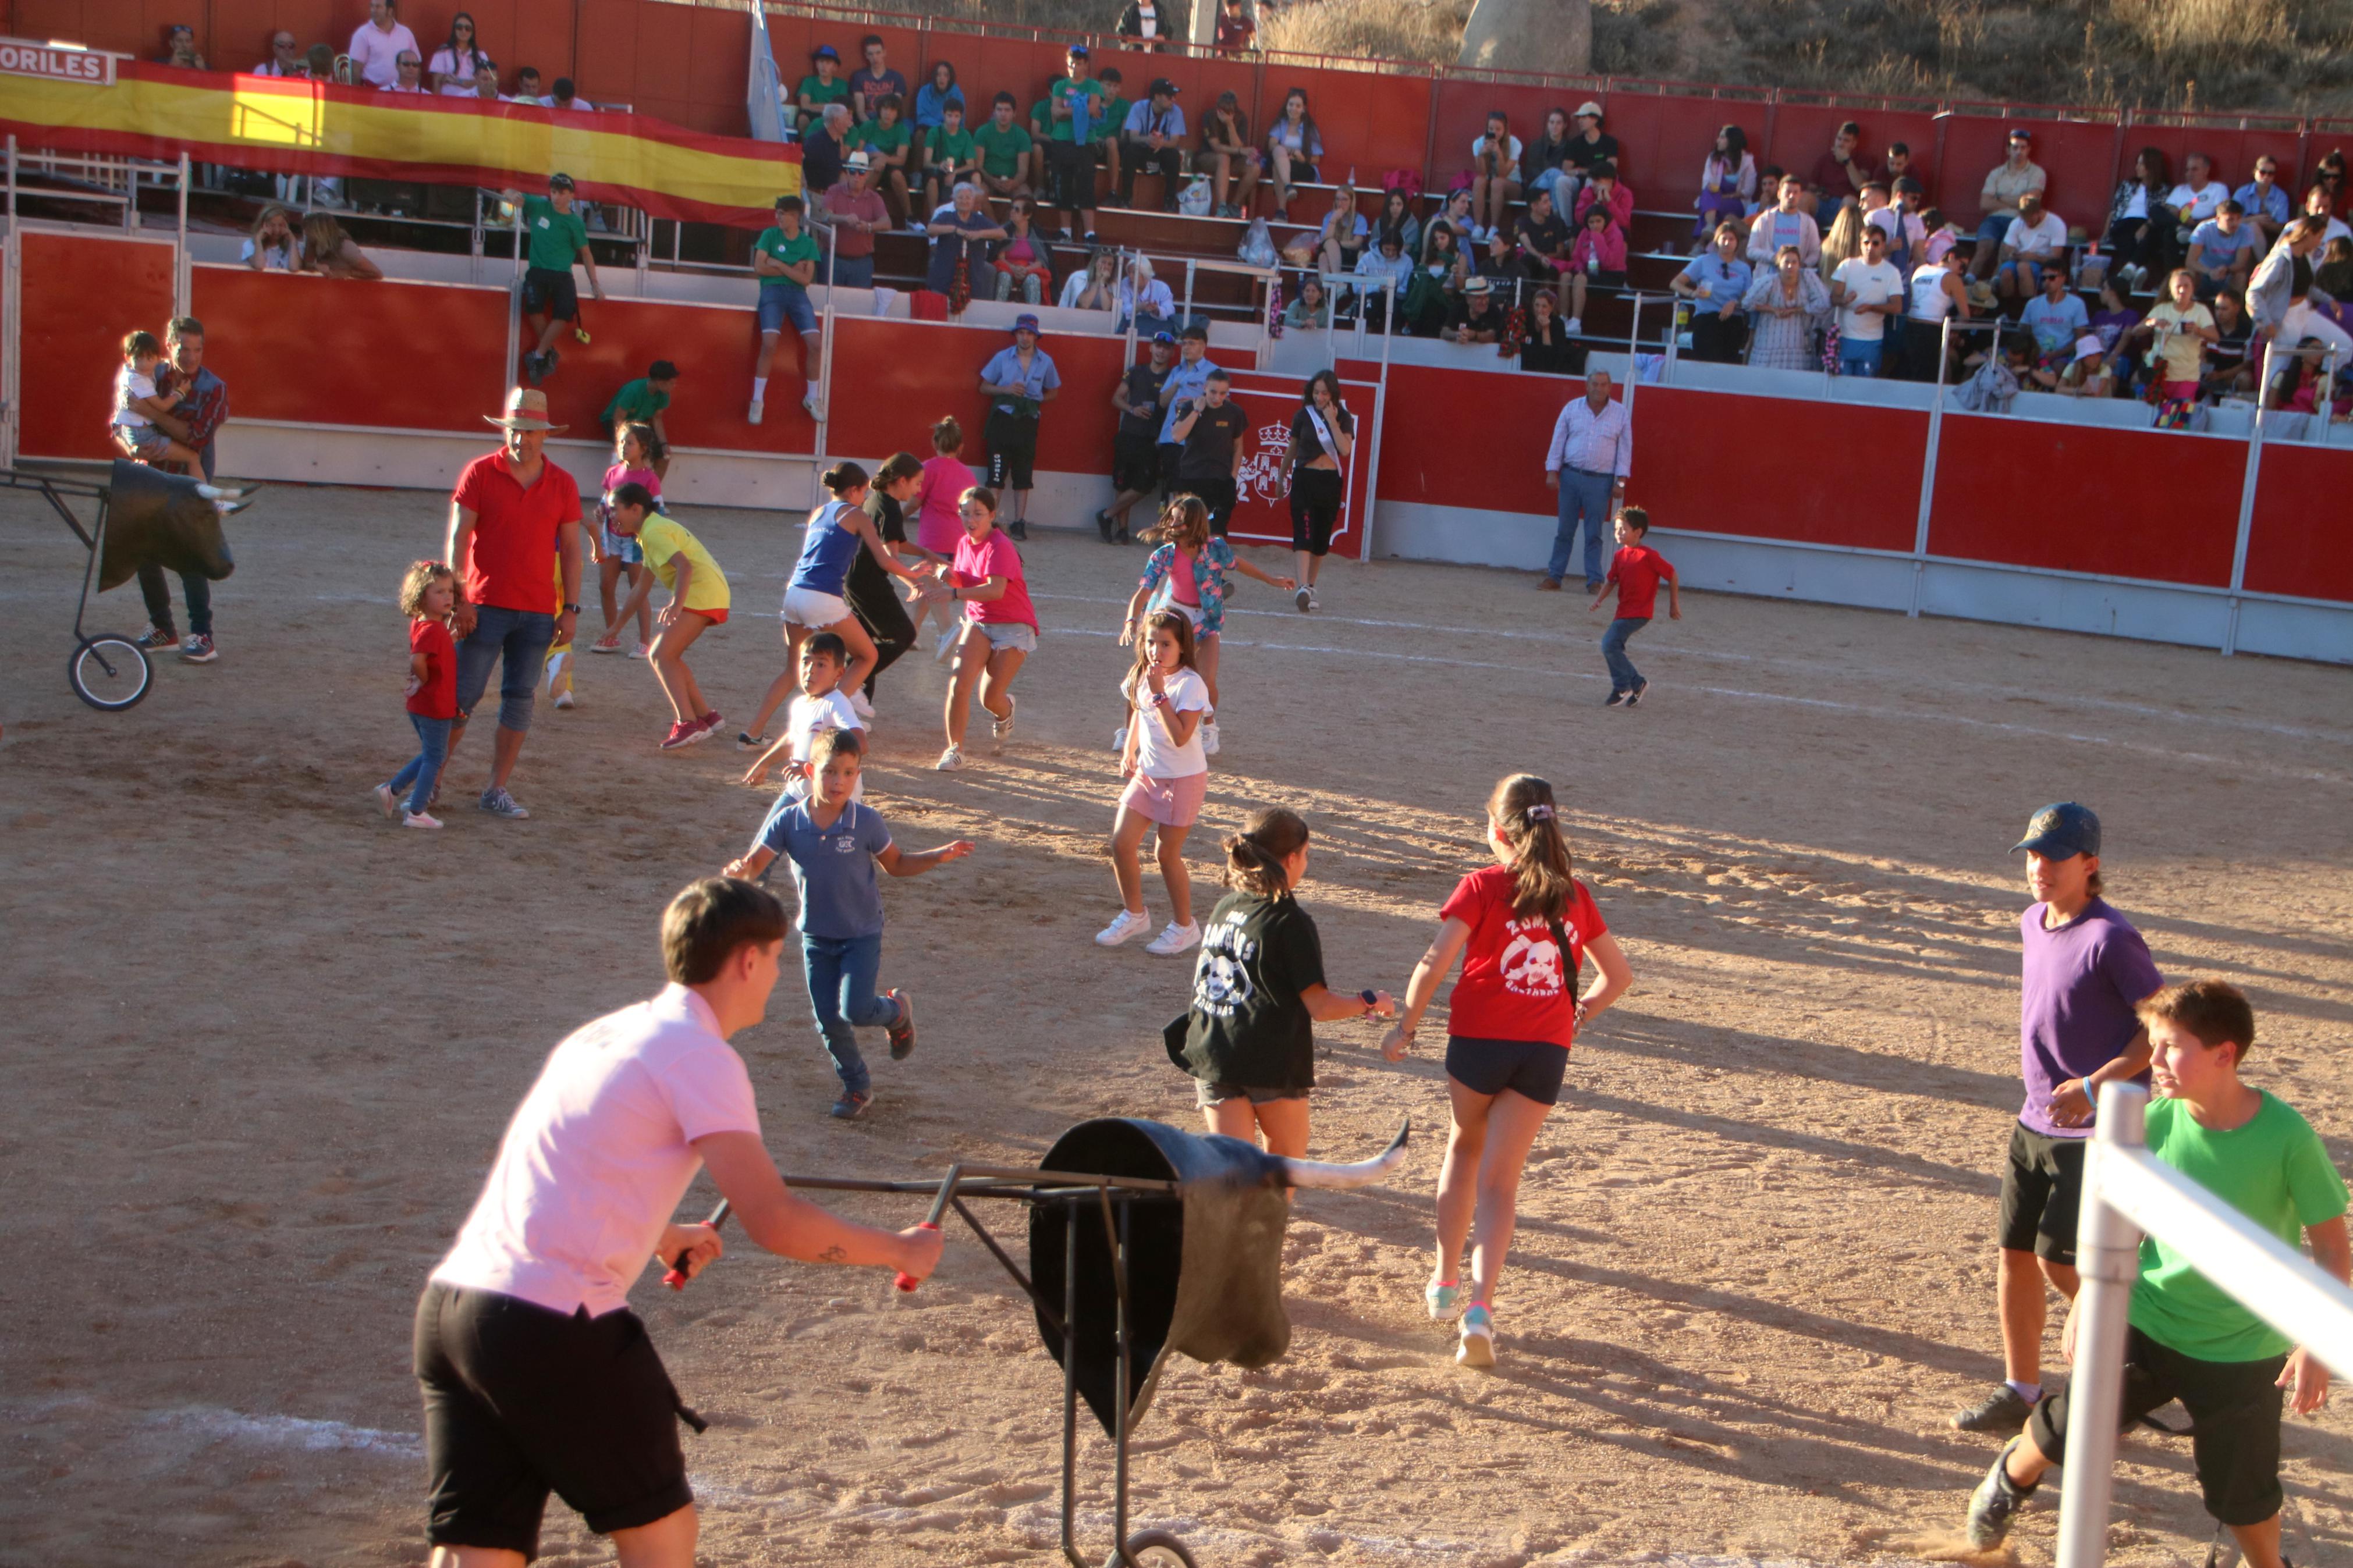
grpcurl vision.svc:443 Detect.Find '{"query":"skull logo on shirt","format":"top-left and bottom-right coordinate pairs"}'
top-left (1499, 929), bottom-right (1563, 997)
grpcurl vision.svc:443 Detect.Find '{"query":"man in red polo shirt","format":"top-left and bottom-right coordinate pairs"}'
top-left (444, 387), bottom-right (583, 820)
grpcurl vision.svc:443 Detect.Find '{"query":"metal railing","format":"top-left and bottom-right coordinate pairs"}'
top-left (2058, 1082), bottom-right (2353, 1568)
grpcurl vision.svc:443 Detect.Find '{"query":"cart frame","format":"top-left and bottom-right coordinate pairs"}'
top-left (5, 465), bottom-right (152, 709)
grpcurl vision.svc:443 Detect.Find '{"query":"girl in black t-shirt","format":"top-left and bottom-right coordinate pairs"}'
top-left (844, 451), bottom-right (934, 707)
top-left (1169, 808), bottom-right (1394, 1159)
top-left (1284, 370), bottom-right (1354, 611)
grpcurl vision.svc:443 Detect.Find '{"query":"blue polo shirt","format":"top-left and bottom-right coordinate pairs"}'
top-left (758, 801), bottom-right (892, 939)
top-left (1158, 355), bottom-right (1221, 442)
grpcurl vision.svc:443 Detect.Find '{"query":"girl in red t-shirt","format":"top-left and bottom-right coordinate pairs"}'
top-left (375, 560), bottom-right (459, 829)
top-left (1382, 772), bottom-right (1632, 1368)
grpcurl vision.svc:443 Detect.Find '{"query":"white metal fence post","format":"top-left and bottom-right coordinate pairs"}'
top-left (2222, 336), bottom-right (2279, 657)
top-left (2054, 1082), bottom-right (2151, 1568)
top-left (1910, 315), bottom-right (1953, 617)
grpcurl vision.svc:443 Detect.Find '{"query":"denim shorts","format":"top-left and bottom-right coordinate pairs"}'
top-left (453, 605), bottom-right (558, 733)
top-left (600, 526), bottom-right (644, 565)
top-left (974, 618), bottom-right (1038, 653)
top-left (758, 286), bottom-right (817, 335)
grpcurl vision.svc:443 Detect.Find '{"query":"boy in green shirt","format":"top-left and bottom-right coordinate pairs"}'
top-left (1965, 981), bottom-right (2350, 1568)
top-left (1093, 67), bottom-right (1128, 206)
top-left (1043, 44), bottom-right (1106, 237)
top-left (750, 195), bottom-right (822, 424)
top-left (971, 91), bottom-right (1034, 202)
top-left (601, 360), bottom-right (678, 477)
top-left (846, 94), bottom-right (914, 229)
top-left (501, 174), bottom-right (602, 384)
top-left (794, 44), bottom-right (849, 135)
top-left (921, 101), bottom-right (978, 221)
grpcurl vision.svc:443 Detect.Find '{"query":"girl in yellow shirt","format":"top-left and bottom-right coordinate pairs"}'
top-left (609, 483), bottom-right (732, 750)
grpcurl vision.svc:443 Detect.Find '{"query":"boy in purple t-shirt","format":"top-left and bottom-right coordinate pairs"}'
top-left (1951, 801), bottom-right (2164, 1437)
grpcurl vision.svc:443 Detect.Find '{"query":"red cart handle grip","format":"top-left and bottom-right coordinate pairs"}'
top-left (894, 1221), bottom-right (942, 1292)
top-left (665, 1200), bottom-right (732, 1290)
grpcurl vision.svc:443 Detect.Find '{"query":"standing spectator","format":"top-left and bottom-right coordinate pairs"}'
top-left (348, 0), bottom-right (417, 88)
top-left (1115, 0), bottom-right (1174, 50)
top-left (1167, 370), bottom-right (1252, 538)
top-left (1468, 112), bottom-right (1524, 244)
top-left (1898, 242), bottom-right (1972, 383)
top-left (819, 152), bottom-right (889, 287)
top-left (442, 387), bottom-right (584, 821)
top-left (2167, 153), bottom-right (2231, 228)
top-left (751, 193), bottom-right (822, 424)
top-left (2249, 219), bottom-right (2352, 362)
top-left (2020, 265), bottom-right (2091, 361)
top-left (1539, 370), bottom-right (1629, 593)
top-left (1968, 128), bottom-right (2047, 282)
top-left (803, 104), bottom-right (850, 196)
top-left (382, 51), bottom-right (428, 94)
top-left (1101, 330), bottom-right (1176, 542)
top-left (133, 317), bottom-right (232, 664)
top-left (1994, 191), bottom-right (2068, 300)
top-left (2236, 154), bottom-right (2293, 246)
top-left (847, 35), bottom-right (907, 123)
top-left (160, 23), bottom-right (208, 68)
top-left (1673, 223), bottom-right (1753, 363)
top-left (1746, 174), bottom-right (1822, 268)
top-left (1215, 0), bottom-right (1257, 52)
top-left (2186, 201), bottom-right (2258, 300)
top-left (1201, 92), bottom-right (1261, 219)
top-left (1742, 245), bottom-right (1831, 370)
top-left (1869, 180), bottom-right (1929, 275)
top-left (1560, 102), bottom-right (1619, 202)
top-left (2089, 147), bottom-right (2171, 293)
top-left (243, 205), bottom-right (299, 271)
top-left (796, 45), bottom-right (849, 134)
top-left (254, 31), bottom-right (303, 77)
top-left (1266, 88), bottom-right (1323, 219)
top-left (1809, 120), bottom-right (1869, 228)
top-left (972, 93), bottom-right (1035, 201)
top-left (846, 97), bottom-right (913, 229)
top-left (1525, 108), bottom-right (1579, 213)
top-left (1692, 125), bottom-right (1755, 248)
top-left (428, 12), bottom-right (487, 95)
top-left (1830, 225), bottom-right (1905, 376)
top-left (601, 361), bottom-right (678, 480)
top-left (919, 100), bottom-right (977, 219)
top-left (977, 315), bottom-right (1060, 541)
top-left (1120, 80), bottom-right (1187, 212)
top-left (1043, 46), bottom-right (1108, 238)
top-left (924, 183), bottom-right (1006, 305)
top-left (504, 175), bottom-right (603, 385)
top-left (1157, 322), bottom-right (1222, 496)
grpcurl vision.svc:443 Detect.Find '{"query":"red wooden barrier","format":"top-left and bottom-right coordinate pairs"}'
top-left (2242, 440), bottom-right (2353, 603)
top-left (17, 230), bottom-right (176, 461)
top-left (823, 315), bottom-right (1130, 478)
top-left (1371, 362), bottom-right (1583, 517)
top-left (1627, 386), bottom-right (1923, 552)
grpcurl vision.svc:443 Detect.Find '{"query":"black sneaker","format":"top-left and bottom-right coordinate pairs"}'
top-left (886, 989), bottom-right (916, 1059)
top-left (1965, 1436), bottom-right (2038, 1549)
top-left (1113, 522), bottom-right (1130, 545)
top-left (1007, 518), bottom-right (1028, 542)
top-left (829, 1090), bottom-right (872, 1121)
top-left (1951, 1384), bottom-right (2033, 1434)
top-left (1604, 691), bottom-right (1627, 707)
top-left (1096, 509), bottom-right (1116, 543)
top-left (1626, 680), bottom-right (1649, 707)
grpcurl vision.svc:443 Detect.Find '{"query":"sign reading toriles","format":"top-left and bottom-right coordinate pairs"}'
top-left (0, 38), bottom-right (116, 86)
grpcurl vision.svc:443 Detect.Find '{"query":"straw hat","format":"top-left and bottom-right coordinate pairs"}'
top-left (484, 386), bottom-right (566, 432)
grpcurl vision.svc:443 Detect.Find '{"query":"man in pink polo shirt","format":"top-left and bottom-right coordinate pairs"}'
top-left (443, 386), bottom-right (583, 820)
top-left (416, 878), bottom-right (943, 1567)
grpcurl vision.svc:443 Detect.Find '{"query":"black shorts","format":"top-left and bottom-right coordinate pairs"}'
top-left (2028, 1325), bottom-right (2287, 1526)
top-left (1183, 474), bottom-right (1238, 536)
top-left (1156, 442), bottom-right (1185, 497)
top-left (1114, 431), bottom-right (1161, 493)
top-left (1446, 1036), bottom-right (1570, 1105)
top-left (414, 1282), bottom-right (693, 1557)
top-left (985, 408), bottom-right (1039, 491)
top-left (1289, 465), bottom-right (1342, 554)
top-left (521, 266), bottom-right (580, 322)
top-left (1998, 1121), bottom-right (2088, 1264)
top-left (1580, 268), bottom-right (1628, 290)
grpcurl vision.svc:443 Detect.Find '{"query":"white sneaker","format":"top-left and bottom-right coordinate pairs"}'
top-left (990, 694), bottom-right (1016, 746)
top-left (373, 783), bottom-right (399, 819)
top-left (747, 398), bottom-right (764, 425)
top-left (552, 689), bottom-right (575, 709)
top-left (1294, 586), bottom-right (1311, 612)
top-left (848, 689), bottom-right (875, 721)
top-left (1144, 920), bottom-right (1201, 955)
top-left (803, 390), bottom-right (824, 419)
top-left (1095, 908), bottom-right (1152, 947)
top-left (1457, 1303), bottom-right (1496, 1368)
top-left (630, 642), bottom-right (652, 660)
top-left (1307, 585), bottom-right (1319, 611)
top-left (402, 810), bottom-right (443, 829)
top-left (1201, 720), bottom-right (1220, 756)
top-left (935, 745), bottom-right (963, 771)
top-left (1565, 316), bottom-right (1583, 336)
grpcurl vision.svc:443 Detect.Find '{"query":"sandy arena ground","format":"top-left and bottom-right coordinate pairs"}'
top-left (2, 478), bottom-right (2351, 1568)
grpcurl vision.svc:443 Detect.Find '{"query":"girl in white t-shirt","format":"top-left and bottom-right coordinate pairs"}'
top-left (1469, 112), bottom-right (1525, 243)
top-left (1098, 608), bottom-right (1212, 957)
top-left (110, 330), bottom-right (200, 468)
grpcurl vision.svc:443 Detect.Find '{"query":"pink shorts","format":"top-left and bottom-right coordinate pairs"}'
top-left (1120, 768), bottom-right (1207, 827)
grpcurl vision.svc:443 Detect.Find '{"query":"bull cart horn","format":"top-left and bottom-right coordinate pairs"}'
top-left (1273, 1119), bottom-right (1411, 1189)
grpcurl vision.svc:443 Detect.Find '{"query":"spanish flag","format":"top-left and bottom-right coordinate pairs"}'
top-left (0, 63), bottom-right (798, 225)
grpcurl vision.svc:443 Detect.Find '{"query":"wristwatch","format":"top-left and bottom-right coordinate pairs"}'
top-left (562, 602), bottom-right (582, 614)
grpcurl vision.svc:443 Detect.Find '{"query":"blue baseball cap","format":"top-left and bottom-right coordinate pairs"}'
top-left (1150, 329), bottom-right (1176, 345)
top-left (1013, 313), bottom-right (1041, 335)
top-left (2013, 801), bottom-right (2100, 859)
top-left (812, 44), bottom-right (839, 59)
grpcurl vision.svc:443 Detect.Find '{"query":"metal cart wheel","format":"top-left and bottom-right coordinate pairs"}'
top-left (1114, 1529), bottom-right (1198, 1568)
top-left (69, 635), bottom-right (153, 711)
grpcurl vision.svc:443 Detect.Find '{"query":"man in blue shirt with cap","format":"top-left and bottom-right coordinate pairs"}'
top-left (977, 314), bottom-right (1060, 541)
top-left (1951, 801), bottom-right (2164, 1437)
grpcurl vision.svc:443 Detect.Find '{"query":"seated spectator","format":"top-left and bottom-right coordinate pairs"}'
top-left (1092, 68), bottom-right (1128, 198)
top-left (1809, 119), bottom-right (1868, 227)
top-left (381, 50), bottom-right (429, 93)
top-left (1742, 246), bottom-right (1830, 370)
top-left (158, 22), bottom-right (207, 68)
top-left (1515, 187), bottom-right (1573, 302)
top-left (1898, 241), bottom-right (1971, 383)
top-left (1114, 254), bottom-right (1174, 335)
top-left (1994, 191), bottom-right (2068, 299)
top-left (1425, 187), bottom-right (1476, 255)
top-left (1445, 275), bottom-right (1504, 344)
top-left (2166, 153), bottom-right (2230, 230)
top-left (804, 104), bottom-right (850, 195)
top-left (2185, 201), bottom-right (2258, 300)
top-left (1377, 187), bottom-right (1421, 259)
top-left (304, 42), bottom-right (335, 80)
top-left (2020, 265), bottom-right (2090, 361)
top-left (2200, 288), bottom-right (2255, 401)
top-left (1879, 141), bottom-right (1929, 205)
top-left (1674, 223), bottom-right (1754, 362)
top-left (349, 0), bottom-right (416, 88)
top-left (1518, 288), bottom-right (1583, 373)
top-left (1215, 0), bottom-right (1257, 52)
top-left (1747, 175), bottom-right (1822, 268)
top-left (1921, 205), bottom-right (1961, 268)
top-left (1817, 202), bottom-right (1864, 284)
top-left (1060, 246), bottom-right (1120, 311)
top-left (254, 30), bottom-right (303, 77)
top-left (1749, 165), bottom-right (1784, 221)
top-left (514, 67), bottom-right (543, 101)
top-left (924, 183), bottom-right (1003, 305)
top-left (848, 35), bottom-right (907, 123)
top-left (1526, 108), bottom-right (1579, 212)
top-left (2088, 147), bottom-right (2172, 294)
top-left (1201, 93), bottom-right (1262, 219)
top-left (1563, 204), bottom-right (1627, 337)
top-left (1421, 219), bottom-right (1470, 283)
top-left (2088, 278), bottom-right (2142, 355)
top-left (1479, 226), bottom-right (1521, 293)
top-left (1830, 225), bottom-right (1905, 376)
top-left (1355, 227), bottom-right (1417, 329)
top-left (2026, 333), bottom-right (2113, 397)
top-left (429, 12), bottom-right (485, 94)
top-left (1968, 127), bottom-right (2046, 281)
top-left (1561, 101), bottom-right (1619, 200)
top-left (2264, 337), bottom-right (2332, 413)
top-left (1467, 111), bottom-right (1523, 243)
top-left (848, 94), bottom-right (914, 227)
top-left (1283, 272), bottom-right (1332, 329)
top-left (2127, 268), bottom-right (2217, 424)
top-left (1693, 125), bottom-right (1755, 250)
top-left (818, 152), bottom-right (889, 287)
top-left (920, 100), bottom-right (977, 219)
top-left (297, 214), bottom-right (382, 279)
top-left (797, 46), bottom-right (849, 134)
top-left (243, 205), bottom-right (299, 272)
top-left (993, 197), bottom-right (1055, 304)
top-left (2316, 236), bottom-right (2353, 300)
top-left (1315, 184), bottom-right (1369, 276)
top-left (1572, 161), bottom-right (1633, 236)
top-left (469, 57), bottom-right (503, 100)
top-left (913, 59), bottom-right (964, 162)
top-left (1265, 88), bottom-right (1323, 219)
top-left (1119, 79), bottom-right (1186, 212)
top-left (1115, 0), bottom-right (1172, 51)
top-left (2237, 154), bottom-right (2292, 246)
top-left (546, 76), bottom-right (590, 111)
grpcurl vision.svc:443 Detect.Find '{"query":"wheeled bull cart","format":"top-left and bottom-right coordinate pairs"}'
top-left (8, 465), bottom-right (151, 710)
top-left (695, 1118), bottom-right (1409, 1567)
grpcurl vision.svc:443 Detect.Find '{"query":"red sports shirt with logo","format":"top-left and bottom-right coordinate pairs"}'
top-left (1438, 866), bottom-right (1607, 1047)
top-left (1606, 542), bottom-right (1676, 620)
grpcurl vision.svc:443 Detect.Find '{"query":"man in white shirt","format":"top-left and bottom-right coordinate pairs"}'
top-left (2166, 154), bottom-right (2231, 227)
top-left (416, 878), bottom-right (942, 1568)
top-left (347, 0), bottom-right (418, 89)
top-left (1995, 192), bottom-right (2069, 300)
top-left (1540, 368), bottom-right (1631, 592)
top-left (1831, 226), bottom-right (1905, 376)
top-left (253, 31), bottom-right (303, 77)
top-left (381, 51), bottom-right (428, 94)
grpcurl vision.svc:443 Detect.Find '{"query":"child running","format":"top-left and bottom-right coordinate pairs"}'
top-left (1960, 981), bottom-right (2348, 1568)
top-left (604, 483), bottom-right (730, 750)
top-left (725, 727), bottom-right (974, 1119)
top-left (1120, 494), bottom-right (1293, 757)
top-left (1166, 807), bottom-right (1394, 1158)
top-left (1588, 506), bottom-right (1679, 708)
top-left (588, 421), bottom-right (661, 659)
top-left (928, 486), bottom-right (1038, 772)
top-left (374, 560), bottom-right (459, 829)
top-left (742, 631), bottom-right (865, 807)
top-left (912, 417), bottom-right (980, 661)
top-left (1099, 609), bottom-right (1213, 955)
top-left (110, 330), bottom-right (203, 469)
top-left (1381, 773), bottom-right (1633, 1369)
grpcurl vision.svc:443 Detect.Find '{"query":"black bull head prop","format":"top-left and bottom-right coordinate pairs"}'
top-left (98, 458), bottom-right (254, 592)
top-left (1031, 1118), bottom-right (1409, 1439)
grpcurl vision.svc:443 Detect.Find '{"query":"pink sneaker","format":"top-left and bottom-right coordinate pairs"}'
top-left (697, 710), bottom-right (725, 735)
top-left (658, 721), bottom-right (700, 751)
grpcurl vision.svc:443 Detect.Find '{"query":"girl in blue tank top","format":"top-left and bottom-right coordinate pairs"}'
top-left (791, 499), bottom-right (864, 597)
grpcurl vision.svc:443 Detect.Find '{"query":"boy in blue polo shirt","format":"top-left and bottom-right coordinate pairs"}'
top-left (723, 728), bottom-right (972, 1119)
top-left (1963, 980), bottom-right (2350, 1568)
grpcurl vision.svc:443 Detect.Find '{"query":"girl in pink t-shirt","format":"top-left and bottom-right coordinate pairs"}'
top-left (591, 422), bottom-right (662, 656)
top-left (1379, 772), bottom-right (1633, 1370)
top-left (927, 485), bottom-right (1037, 772)
top-left (912, 416), bottom-right (981, 658)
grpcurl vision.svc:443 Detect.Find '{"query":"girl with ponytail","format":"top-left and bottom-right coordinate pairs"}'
top-left (1381, 773), bottom-right (1632, 1368)
top-left (1097, 609), bottom-right (1213, 955)
top-left (1165, 806), bottom-right (1395, 1160)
